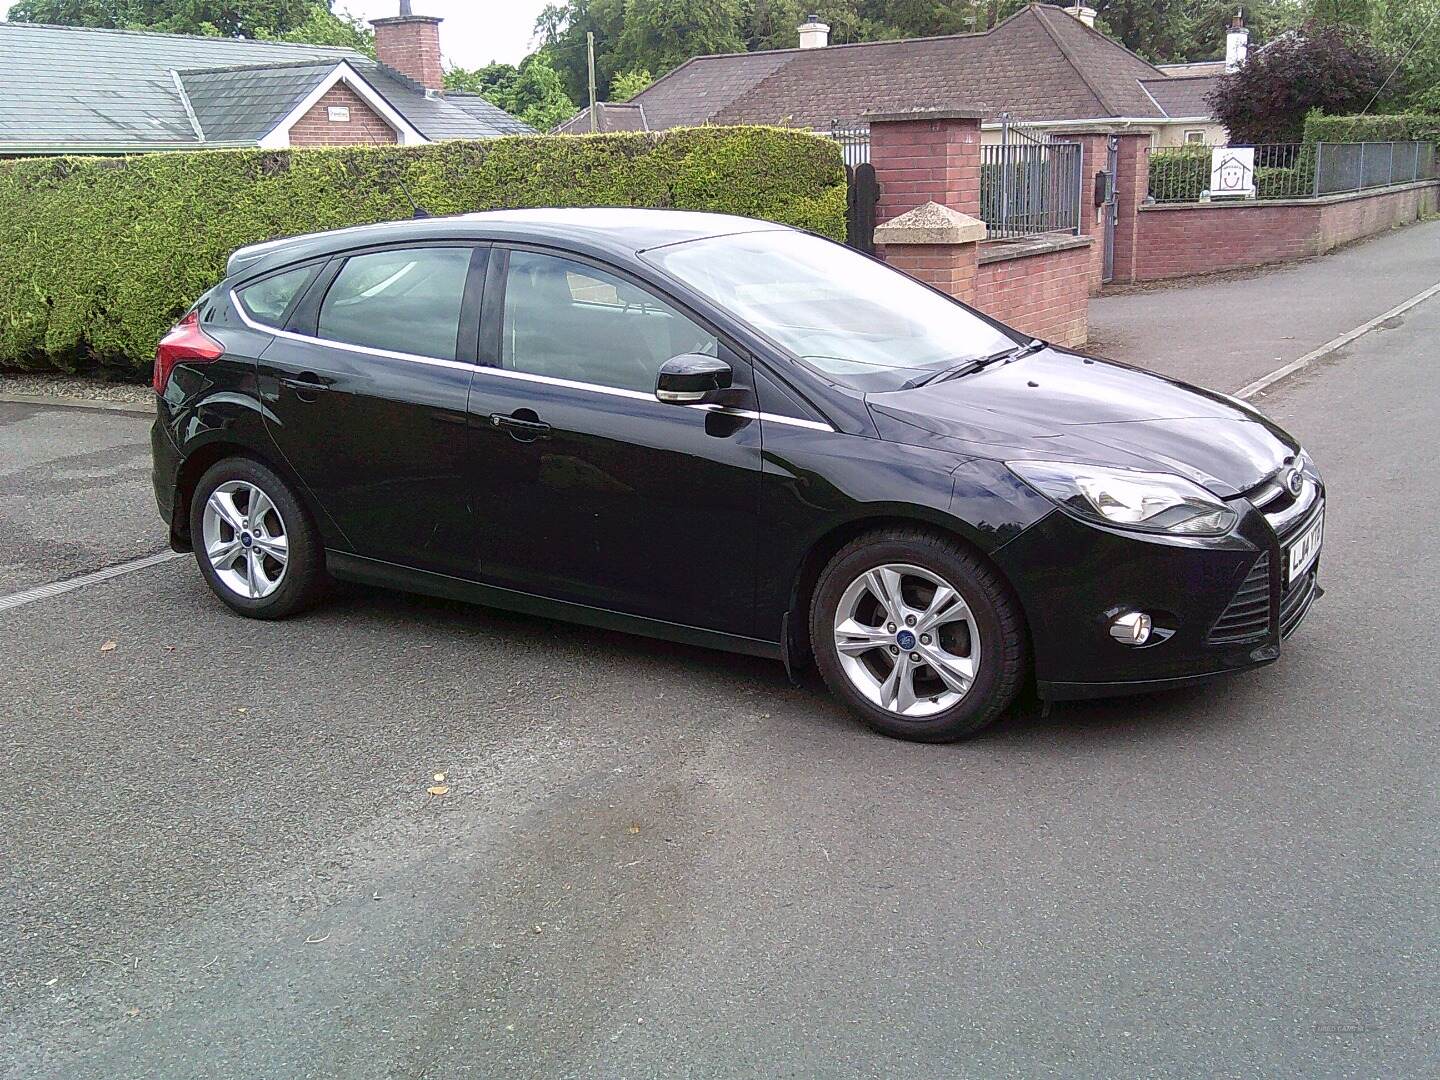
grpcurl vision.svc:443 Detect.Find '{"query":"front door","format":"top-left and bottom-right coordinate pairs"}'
top-left (258, 243), bottom-right (484, 576)
top-left (465, 247), bottom-right (762, 638)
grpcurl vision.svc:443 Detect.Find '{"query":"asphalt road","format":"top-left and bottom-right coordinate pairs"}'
top-left (3, 294), bottom-right (1438, 1077)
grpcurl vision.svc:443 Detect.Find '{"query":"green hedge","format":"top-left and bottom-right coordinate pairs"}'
top-left (1303, 112), bottom-right (1440, 145)
top-left (0, 127), bottom-right (847, 374)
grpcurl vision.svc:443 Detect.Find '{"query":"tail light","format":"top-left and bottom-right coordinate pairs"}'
top-left (154, 310), bottom-right (224, 394)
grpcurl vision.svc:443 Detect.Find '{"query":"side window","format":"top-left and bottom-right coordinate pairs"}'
top-left (501, 249), bottom-right (717, 394)
top-left (236, 265), bottom-right (316, 326)
top-left (317, 246), bottom-right (471, 360)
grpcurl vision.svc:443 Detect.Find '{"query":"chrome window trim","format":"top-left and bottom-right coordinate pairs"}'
top-left (231, 289), bottom-right (475, 373)
top-left (229, 288), bottom-right (834, 432)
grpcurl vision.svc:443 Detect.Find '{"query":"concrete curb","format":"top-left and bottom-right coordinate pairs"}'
top-left (1236, 280), bottom-right (1440, 400)
top-left (0, 392), bottom-right (152, 415)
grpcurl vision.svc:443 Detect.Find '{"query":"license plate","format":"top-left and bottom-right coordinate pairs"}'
top-left (1286, 509), bottom-right (1324, 587)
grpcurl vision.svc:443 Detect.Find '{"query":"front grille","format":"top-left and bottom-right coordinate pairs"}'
top-left (1280, 569), bottom-right (1318, 638)
top-left (1209, 553), bottom-right (1272, 644)
top-left (1247, 473), bottom-right (1319, 541)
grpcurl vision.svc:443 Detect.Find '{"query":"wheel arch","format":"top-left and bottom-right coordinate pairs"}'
top-left (785, 513), bottom-right (1031, 671)
top-left (171, 438), bottom-right (315, 552)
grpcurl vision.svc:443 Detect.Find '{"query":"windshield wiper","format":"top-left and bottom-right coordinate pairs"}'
top-left (901, 339), bottom-right (1044, 390)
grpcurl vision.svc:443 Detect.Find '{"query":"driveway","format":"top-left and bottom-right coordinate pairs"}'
top-left (3, 288), bottom-right (1438, 1076)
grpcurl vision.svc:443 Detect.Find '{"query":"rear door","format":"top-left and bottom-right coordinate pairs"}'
top-left (253, 242), bottom-right (485, 576)
top-left (464, 246), bottom-right (763, 638)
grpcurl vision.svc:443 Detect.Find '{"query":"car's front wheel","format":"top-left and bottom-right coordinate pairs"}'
top-left (189, 457), bottom-right (325, 619)
top-left (810, 528), bottom-right (1027, 742)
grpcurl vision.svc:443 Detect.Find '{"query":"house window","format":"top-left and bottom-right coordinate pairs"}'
top-left (1184, 130), bottom-right (1207, 145)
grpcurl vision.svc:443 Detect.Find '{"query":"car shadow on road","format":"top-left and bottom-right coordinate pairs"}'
top-left (323, 579), bottom-right (1255, 750)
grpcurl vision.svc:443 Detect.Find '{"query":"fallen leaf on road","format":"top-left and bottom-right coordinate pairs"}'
top-left (99, 641), bottom-right (117, 653)
top-left (627, 825), bottom-right (641, 834)
top-left (125, 1008), bottom-right (140, 1018)
top-left (427, 785), bottom-right (450, 796)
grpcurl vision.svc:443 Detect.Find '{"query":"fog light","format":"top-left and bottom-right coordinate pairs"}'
top-left (1109, 611), bottom-right (1153, 646)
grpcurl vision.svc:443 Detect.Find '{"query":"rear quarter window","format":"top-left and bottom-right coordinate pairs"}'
top-left (235, 266), bottom-right (318, 326)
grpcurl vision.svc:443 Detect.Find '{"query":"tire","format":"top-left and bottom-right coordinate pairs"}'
top-left (809, 527), bottom-right (1026, 743)
top-left (189, 456), bottom-right (325, 620)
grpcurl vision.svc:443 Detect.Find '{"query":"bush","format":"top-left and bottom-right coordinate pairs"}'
top-left (0, 127), bottom-right (847, 374)
top-left (1303, 112), bottom-right (1440, 145)
top-left (1147, 145), bottom-right (1212, 203)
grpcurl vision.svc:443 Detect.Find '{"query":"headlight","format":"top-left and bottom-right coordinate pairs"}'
top-left (1007, 460), bottom-right (1239, 537)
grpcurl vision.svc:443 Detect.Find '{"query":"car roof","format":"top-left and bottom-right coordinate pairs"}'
top-left (226, 207), bottom-right (790, 279)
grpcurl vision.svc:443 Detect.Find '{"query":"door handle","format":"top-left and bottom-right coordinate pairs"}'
top-left (279, 372), bottom-right (330, 400)
top-left (487, 412), bottom-right (551, 441)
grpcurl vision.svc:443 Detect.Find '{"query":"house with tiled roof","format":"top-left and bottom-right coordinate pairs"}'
top-left (558, 3), bottom-right (1236, 147)
top-left (0, 5), bottom-right (531, 157)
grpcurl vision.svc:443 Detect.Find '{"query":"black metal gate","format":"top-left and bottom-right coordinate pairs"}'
top-left (1102, 135), bottom-right (1119, 283)
top-left (846, 162), bottom-right (879, 254)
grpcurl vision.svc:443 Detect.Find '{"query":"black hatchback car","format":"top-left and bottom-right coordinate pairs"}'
top-left (152, 208), bottom-right (1323, 742)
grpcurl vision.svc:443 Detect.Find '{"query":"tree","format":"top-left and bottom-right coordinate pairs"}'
top-left (535, 0), bottom-right (629, 104)
top-left (7, 1), bottom-right (368, 48)
top-left (261, 6), bottom-right (374, 54)
top-left (445, 51), bottom-right (577, 131)
top-left (1308, 0), bottom-right (1373, 31)
top-left (612, 0), bottom-right (746, 81)
top-left (1208, 23), bottom-right (1390, 142)
top-left (1368, 0), bottom-right (1440, 112)
top-left (609, 68), bottom-right (653, 101)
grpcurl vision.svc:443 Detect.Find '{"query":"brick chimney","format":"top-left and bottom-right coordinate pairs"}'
top-left (373, 2), bottom-right (445, 94)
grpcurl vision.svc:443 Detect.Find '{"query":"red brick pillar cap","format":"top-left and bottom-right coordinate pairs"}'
top-left (874, 201), bottom-right (987, 245)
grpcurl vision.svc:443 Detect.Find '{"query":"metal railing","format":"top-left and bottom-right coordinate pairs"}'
top-left (980, 136), bottom-right (1084, 237)
top-left (1147, 141), bottom-right (1437, 204)
top-left (828, 123), bottom-right (870, 167)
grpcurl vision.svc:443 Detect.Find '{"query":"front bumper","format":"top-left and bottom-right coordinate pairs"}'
top-left (993, 478), bottom-right (1324, 701)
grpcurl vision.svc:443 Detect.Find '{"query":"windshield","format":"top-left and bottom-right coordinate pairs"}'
top-left (644, 230), bottom-right (1019, 392)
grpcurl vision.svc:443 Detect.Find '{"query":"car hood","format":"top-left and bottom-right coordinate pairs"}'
top-left (866, 348), bottom-right (1300, 498)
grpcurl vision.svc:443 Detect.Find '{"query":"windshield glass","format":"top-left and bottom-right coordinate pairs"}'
top-left (644, 230), bottom-right (1019, 392)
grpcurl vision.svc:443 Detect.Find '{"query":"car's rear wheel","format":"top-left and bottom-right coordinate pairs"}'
top-left (189, 457), bottom-right (324, 619)
top-left (810, 528), bottom-right (1026, 742)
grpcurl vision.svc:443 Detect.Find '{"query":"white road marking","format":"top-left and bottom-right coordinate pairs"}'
top-left (0, 551), bottom-right (185, 612)
top-left (1235, 280), bottom-right (1440, 400)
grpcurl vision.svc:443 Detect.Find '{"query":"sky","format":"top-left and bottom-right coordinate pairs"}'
top-left (340, 2), bottom-right (549, 68)
top-left (0, 1), bottom-right (552, 68)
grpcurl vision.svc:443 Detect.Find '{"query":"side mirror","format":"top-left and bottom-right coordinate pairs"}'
top-left (655, 353), bottom-right (732, 405)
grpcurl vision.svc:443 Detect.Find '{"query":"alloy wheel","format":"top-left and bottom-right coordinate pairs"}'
top-left (201, 480), bottom-right (289, 600)
top-left (832, 562), bottom-right (981, 718)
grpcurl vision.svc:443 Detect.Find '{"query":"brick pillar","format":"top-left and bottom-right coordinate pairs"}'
top-left (372, 14), bottom-right (445, 92)
top-left (865, 109), bottom-right (985, 225)
top-left (874, 202), bottom-right (986, 304)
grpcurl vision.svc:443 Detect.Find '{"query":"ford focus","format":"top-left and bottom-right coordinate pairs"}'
top-left (151, 209), bottom-right (1323, 742)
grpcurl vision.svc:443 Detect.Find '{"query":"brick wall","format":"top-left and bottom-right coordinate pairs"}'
top-left (288, 83), bottom-right (398, 147)
top-left (1131, 181), bottom-right (1439, 282)
top-left (975, 238), bottom-right (1093, 347)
